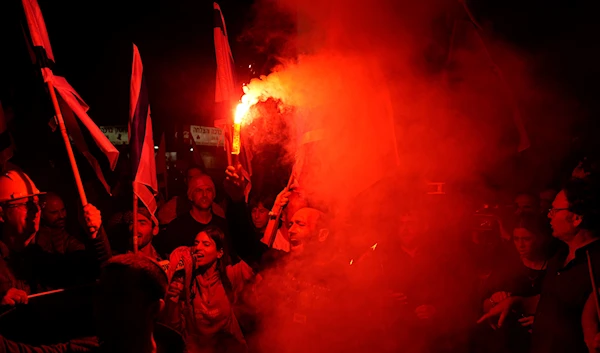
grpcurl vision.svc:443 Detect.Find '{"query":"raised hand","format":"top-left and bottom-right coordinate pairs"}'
top-left (224, 164), bottom-right (246, 201)
top-left (82, 203), bottom-right (102, 238)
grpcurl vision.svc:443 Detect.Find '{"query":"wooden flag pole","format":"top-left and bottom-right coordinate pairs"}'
top-left (47, 81), bottom-right (87, 206)
top-left (45, 79), bottom-right (96, 237)
top-left (133, 192), bottom-right (139, 253)
top-left (266, 173), bottom-right (295, 248)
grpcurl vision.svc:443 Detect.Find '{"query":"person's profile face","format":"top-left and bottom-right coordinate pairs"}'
top-left (1, 196), bottom-right (41, 238)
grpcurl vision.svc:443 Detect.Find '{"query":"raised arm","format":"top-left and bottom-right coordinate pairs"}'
top-left (224, 165), bottom-right (281, 267)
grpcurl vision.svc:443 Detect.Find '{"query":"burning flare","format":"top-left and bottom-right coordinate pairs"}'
top-left (231, 92), bottom-right (257, 155)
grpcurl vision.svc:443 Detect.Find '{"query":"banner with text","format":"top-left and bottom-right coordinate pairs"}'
top-left (100, 126), bottom-right (128, 145)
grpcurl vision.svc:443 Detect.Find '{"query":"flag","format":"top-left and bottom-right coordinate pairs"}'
top-left (57, 96), bottom-right (112, 193)
top-left (129, 43), bottom-right (158, 218)
top-left (213, 2), bottom-right (235, 151)
top-left (156, 133), bottom-right (168, 200)
top-left (0, 100), bottom-right (15, 169)
top-left (21, 0), bottom-right (119, 191)
top-left (213, 2), bottom-right (252, 199)
top-left (21, 0), bottom-right (54, 65)
top-left (213, 2), bottom-right (237, 110)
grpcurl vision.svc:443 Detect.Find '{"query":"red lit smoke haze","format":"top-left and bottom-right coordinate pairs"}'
top-left (239, 0), bottom-right (572, 216)
top-left (237, 0), bottom-right (577, 352)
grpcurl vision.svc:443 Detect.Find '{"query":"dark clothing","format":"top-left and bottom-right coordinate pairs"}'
top-left (0, 227), bottom-right (111, 297)
top-left (531, 239), bottom-right (600, 353)
top-left (249, 255), bottom-right (356, 353)
top-left (369, 241), bottom-right (467, 353)
top-left (484, 251), bottom-right (549, 300)
top-left (479, 256), bottom-right (549, 353)
top-left (35, 226), bottom-right (85, 255)
top-left (226, 200), bottom-right (381, 353)
top-left (225, 200), bottom-right (285, 270)
top-left (154, 212), bottom-right (230, 259)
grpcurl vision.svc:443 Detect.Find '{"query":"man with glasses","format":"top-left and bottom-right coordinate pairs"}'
top-left (0, 170), bottom-right (111, 306)
top-left (479, 176), bottom-right (600, 353)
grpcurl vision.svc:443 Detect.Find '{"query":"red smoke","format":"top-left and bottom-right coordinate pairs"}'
top-left (237, 0), bottom-right (577, 351)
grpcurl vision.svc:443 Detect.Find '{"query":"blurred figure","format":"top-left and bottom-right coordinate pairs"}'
top-left (157, 166), bottom-right (224, 226)
top-left (469, 204), bottom-right (517, 290)
top-left (374, 210), bottom-right (454, 353)
top-left (95, 254), bottom-right (169, 353)
top-left (36, 192), bottom-right (85, 255)
top-left (128, 207), bottom-right (161, 261)
top-left (515, 193), bottom-right (539, 217)
top-left (539, 189), bottom-right (558, 214)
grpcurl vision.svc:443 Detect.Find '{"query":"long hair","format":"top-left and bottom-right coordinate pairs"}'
top-left (197, 225), bottom-right (234, 302)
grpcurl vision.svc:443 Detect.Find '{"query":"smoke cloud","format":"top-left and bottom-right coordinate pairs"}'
top-left (236, 0), bottom-right (576, 352)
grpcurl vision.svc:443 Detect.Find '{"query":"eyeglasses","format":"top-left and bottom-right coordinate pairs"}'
top-left (2, 200), bottom-right (45, 210)
top-left (548, 207), bottom-right (569, 216)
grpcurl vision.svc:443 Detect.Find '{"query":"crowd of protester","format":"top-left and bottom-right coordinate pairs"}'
top-left (1, 154), bottom-right (600, 353)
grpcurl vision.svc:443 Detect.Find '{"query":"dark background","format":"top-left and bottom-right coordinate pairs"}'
top-left (0, 0), bottom-right (598, 194)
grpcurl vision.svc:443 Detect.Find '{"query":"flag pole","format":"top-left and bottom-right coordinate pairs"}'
top-left (266, 172), bottom-right (296, 247)
top-left (133, 192), bottom-right (139, 253)
top-left (225, 128), bottom-right (233, 166)
top-left (45, 79), bottom-right (96, 237)
top-left (47, 82), bottom-right (87, 206)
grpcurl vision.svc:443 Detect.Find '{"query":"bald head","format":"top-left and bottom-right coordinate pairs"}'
top-left (288, 207), bottom-right (329, 253)
top-left (42, 192), bottom-right (67, 229)
top-left (282, 192), bottom-right (308, 228)
top-left (188, 175), bottom-right (216, 211)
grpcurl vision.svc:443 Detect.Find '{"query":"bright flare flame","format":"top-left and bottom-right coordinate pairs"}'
top-left (234, 102), bottom-right (249, 124)
top-left (234, 93), bottom-right (259, 124)
top-left (231, 92), bottom-right (258, 155)
top-left (371, 243), bottom-right (378, 250)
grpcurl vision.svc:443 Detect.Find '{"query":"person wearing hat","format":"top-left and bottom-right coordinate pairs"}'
top-left (128, 207), bottom-right (161, 262)
top-left (0, 170), bottom-right (111, 306)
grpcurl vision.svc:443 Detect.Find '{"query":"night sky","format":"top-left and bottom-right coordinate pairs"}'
top-left (2, 0), bottom-right (597, 127)
top-left (1, 0), bottom-right (598, 190)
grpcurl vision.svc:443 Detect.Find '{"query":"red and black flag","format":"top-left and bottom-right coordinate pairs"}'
top-left (129, 44), bottom-right (158, 219)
